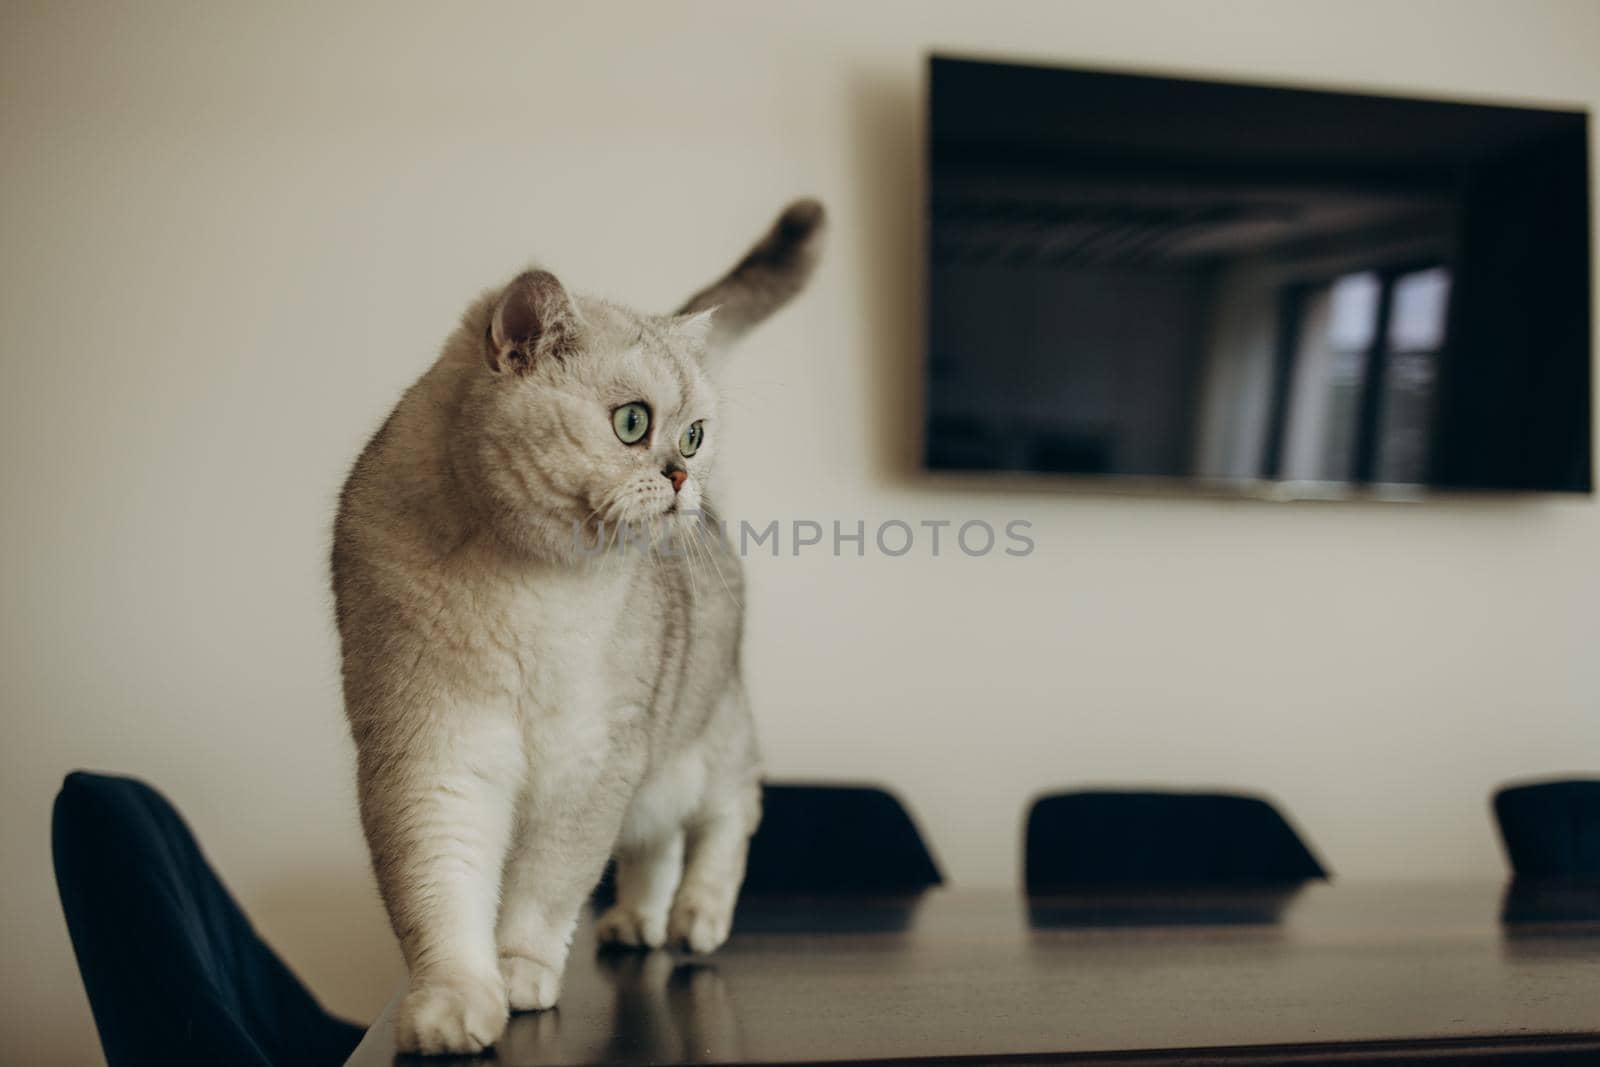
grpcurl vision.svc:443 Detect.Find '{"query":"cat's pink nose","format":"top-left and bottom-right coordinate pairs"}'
top-left (665, 468), bottom-right (688, 493)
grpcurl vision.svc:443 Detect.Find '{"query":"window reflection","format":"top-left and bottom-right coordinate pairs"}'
top-left (1376, 268), bottom-right (1451, 485)
top-left (1282, 272), bottom-right (1380, 483)
top-left (1267, 265), bottom-right (1451, 488)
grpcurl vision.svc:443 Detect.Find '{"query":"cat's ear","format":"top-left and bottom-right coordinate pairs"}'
top-left (486, 270), bottom-right (582, 374)
top-left (675, 198), bottom-right (825, 363)
top-left (673, 307), bottom-right (717, 350)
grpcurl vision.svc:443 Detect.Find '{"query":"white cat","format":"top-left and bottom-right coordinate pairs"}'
top-left (331, 201), bottom-right (824, 1055)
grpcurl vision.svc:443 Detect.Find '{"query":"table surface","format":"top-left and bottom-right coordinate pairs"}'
top-left (347, 882), bottom-right (1600, 1066)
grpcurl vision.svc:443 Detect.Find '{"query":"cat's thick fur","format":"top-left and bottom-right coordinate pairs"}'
top-left (332, 201), bottom-right (824, 1055)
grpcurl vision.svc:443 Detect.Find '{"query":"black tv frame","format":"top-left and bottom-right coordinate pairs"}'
top-left (923, 54), bottom-right (1593, 500)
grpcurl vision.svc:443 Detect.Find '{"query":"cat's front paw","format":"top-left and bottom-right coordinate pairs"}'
top-left (668, 890), bottom-right (734, 954)
top-left (394, 972), bottom-right (508, 1055)
top-left (595, 904), bottom-right (668, 950)
top-left (500, 953), bottom-right (563, 1012)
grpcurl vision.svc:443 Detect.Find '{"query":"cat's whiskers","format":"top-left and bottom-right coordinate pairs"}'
top-left (603, 499), bottom-right (631, 574)
top-left (671, 512), bottom-right (703, 599)
top-left (577, 498), bottom-right (609, 532)
top-left (692, 517), bottom-right (741, 609)
top-left (573, 500), bottom-right (613, 561)
top-left (583, 492), bottom-right (622, 570)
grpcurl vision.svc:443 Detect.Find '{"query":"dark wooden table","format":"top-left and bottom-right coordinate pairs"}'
top-left (347, 882), bottom-right (1600, 1065)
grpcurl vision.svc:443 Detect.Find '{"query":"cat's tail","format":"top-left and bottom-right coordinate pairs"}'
top-left (676, 198), bottom-right (826, 357)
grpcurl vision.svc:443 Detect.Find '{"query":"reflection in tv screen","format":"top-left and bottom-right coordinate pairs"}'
top-left (925, 57), bottom-right (1592, 494)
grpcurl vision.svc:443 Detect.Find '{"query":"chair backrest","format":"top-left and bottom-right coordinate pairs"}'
top-left (1494, 779), bottom-right (1600, 877)
top-left (52, 772), bottom-right (362, 1067)
top-left (742, 783), bottom-right (943, 894)
top-left (1024, 790), bottom-right (1327, 892)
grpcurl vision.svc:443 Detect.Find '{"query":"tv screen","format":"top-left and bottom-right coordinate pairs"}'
top-left (925, 56), bottom-right (1592, 495)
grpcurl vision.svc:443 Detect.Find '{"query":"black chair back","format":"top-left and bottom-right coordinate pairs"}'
top-left (52, 772), bottom-right (363, 1067)
top-left (1024, 790), bottom-right (1327, 892)
top-left (1494, 778), bottom-right (1600, 877)
top-left (742, 783), bottom-right (943, 895)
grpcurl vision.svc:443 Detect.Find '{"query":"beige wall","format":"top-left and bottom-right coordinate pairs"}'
top-left (3, 1), bottom-right (1597, 1063)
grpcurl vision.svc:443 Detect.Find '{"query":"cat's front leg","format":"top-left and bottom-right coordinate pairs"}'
top-left (669, 791), bottom-right (759, 954)
top-left (596, 830), bottom-right (685, 949)
top-left (360, 712), bottom-right (524, 1056)
top-left (497, 791), bottom-right (630, 1011)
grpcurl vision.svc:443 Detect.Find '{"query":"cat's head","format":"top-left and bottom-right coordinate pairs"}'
top-left (458, 199), bottom-right (824, 562)
top-left (461, 279), bottom-right (721, 559)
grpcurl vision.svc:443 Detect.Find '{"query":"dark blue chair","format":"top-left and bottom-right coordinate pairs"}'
top-left (52, 772), bottom-right (364, 1067)
top-left (1494, 778), bottom-right (1600, 877)
top-left (1024, 790), bottom-right (1328, 892)
top-left (742, 783), bottom-right (943, 895)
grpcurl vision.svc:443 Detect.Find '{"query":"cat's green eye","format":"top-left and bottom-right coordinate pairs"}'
top-left (679, 420), bottom-right (705, 457)
top-left (612, 402), bottom-right (650, 445)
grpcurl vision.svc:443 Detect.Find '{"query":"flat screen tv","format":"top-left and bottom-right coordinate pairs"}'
top-left (925, 56), bottom-right (1592, 496)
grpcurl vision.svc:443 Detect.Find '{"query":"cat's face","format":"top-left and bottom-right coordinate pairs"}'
top-left (466, 278), bottom-right (719, 559)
